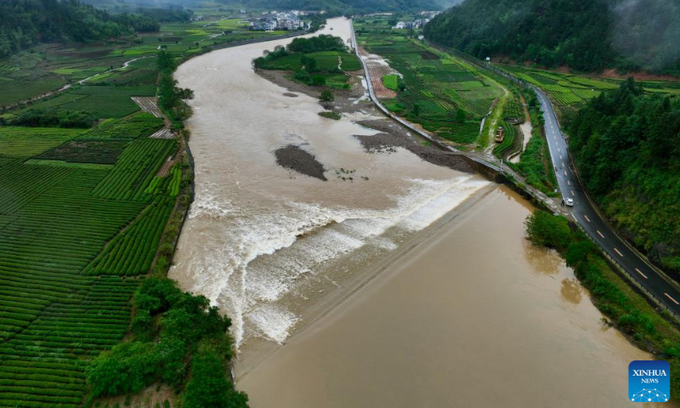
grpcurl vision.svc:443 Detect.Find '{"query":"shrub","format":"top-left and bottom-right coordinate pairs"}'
top-left (318, 111), bottom-right (341, 120)
top-left (311, 75), bottom-right (326, 86)
top-left (524, 210), bottom-right (572, 251)
top-left (319, 90), bottom-right (334, 102)
top-left (86, 342), bottom-right (161, 398)
top-left (183, 351), bottom-right (248, 408)
top-left (10, 109), bottom-right (97, 128)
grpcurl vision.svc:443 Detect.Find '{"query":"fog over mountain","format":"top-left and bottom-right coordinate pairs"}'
top-left (82, 0), bottom-right (441, 12)
top-left (424, 0), bottom-right (680, 74)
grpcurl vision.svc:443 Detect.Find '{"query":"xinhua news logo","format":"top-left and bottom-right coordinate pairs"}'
top-left (629, 360), bottom-right (670, 402)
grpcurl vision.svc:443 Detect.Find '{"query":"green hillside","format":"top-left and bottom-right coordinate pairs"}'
top-left (224, 0), bottom-right (440, 13)
top-left (424, 0), bottom-right (680, 74)
top-left (569, 79), bottom-right (680, 278)
top-left (0, 0), bottom-right (159, 59)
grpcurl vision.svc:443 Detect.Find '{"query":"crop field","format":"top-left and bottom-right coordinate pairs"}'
top-left (382, 74), bottom-right (399, 90)
top-left (0, 127), bottom-right (84, 159)
top-left (260, 51), bottom-right (360, 72)
top-left (0, 111), bottom-right (181, 405)
top-left (355, 16), bottom-right (504, 145)
top-left (492, 122), bottom-right (518, 158)
top-left (0, 8), bottom-right (285, 109)
top-left (257, 49), bottom-right (361, 90)
top-left (35, 113), bottom-right (164, 164)
top-left (500, 64), bottom-right (680, 123)
top-left (14, 86), bottom-right (157, 119)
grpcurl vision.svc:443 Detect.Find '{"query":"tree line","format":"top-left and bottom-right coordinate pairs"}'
top-left (569, 78), bottom-right (680, 277)
top-left (231, 0), bottom-right (440, 14)
top-left (0, 0), bottom-right (159, 59)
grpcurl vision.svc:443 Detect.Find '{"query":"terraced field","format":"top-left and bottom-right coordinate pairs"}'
top-left (0, 113), bottom-right (181, 407)
top-left (500, 65), bottom-right (680, 123)
top-left (354, 16), bottom-right (504, 145)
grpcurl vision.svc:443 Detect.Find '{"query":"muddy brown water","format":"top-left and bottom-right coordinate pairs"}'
top-left (170, 18), bottom-right (488, 347)
top-left (237, 187), bottom-right (671, 408)
top-left (170, 17), bottom-right (672, 408)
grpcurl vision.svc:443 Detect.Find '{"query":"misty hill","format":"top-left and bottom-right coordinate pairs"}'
top-left (82, 0), bottom-right (440, 13)
top-left (424, 0), bottom-right (680, 74)
top-left (0, 0), bottom-right (159, 59)
top-left (228, 0), bottom-right (440, 13)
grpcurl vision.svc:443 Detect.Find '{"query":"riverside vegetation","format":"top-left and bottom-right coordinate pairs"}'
top-left (253, 35), bottom-right (362, 89)
top-left (525, 210), bottom-right (680, 402)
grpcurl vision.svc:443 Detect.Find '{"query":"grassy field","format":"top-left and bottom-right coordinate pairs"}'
top-left (354, 16), bottom-right (504, 146)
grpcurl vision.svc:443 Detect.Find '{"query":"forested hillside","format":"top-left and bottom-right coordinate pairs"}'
top-left (0, 0), bottom-right (159, 59)
top-left (229, 0), bottom-right (440, 13)
top-left (569, 79), bottom-right (680, 277)
top-left (424, 0), bottom-right (680, 74)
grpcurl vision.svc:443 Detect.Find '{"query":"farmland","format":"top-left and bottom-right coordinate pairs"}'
top-left (254, 36), bottom-right (363, 90)
top-left (0, 8), bottom-right (286, 111)
top-left (0, 116), bottom-right (182, 406)
top-left (354, 16), bottom-right (505, 146)
top-left (0, 3), bottom-right (305, 405)
top-left (499, 65), bottom-right (680, 124)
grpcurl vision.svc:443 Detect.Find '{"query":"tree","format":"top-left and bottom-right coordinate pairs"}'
top-left (320, 90), bottom-right (334, 102)
top-left (412, 103), bottom-right (420, 117)
top-left (311, 75), bottom-right (326, 86)
top-left (455, 108), bottom-right (466, 123)
top-left (302, 56), bottom-right (318, 73)
top-left (524, 210), bottom-right (572, 252)
top-left (397, 78), bottom-right (406, 92)
top-left (183, 352), bottom-right (248, 408)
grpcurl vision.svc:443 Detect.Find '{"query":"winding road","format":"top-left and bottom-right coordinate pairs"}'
top-left (351, 20), bottom-right (680, 319)
top-left (536, 88), bottom-right (680, 317)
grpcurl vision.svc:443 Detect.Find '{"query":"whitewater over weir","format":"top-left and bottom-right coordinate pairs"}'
top-left (169, 18), bottom-right (489, 348)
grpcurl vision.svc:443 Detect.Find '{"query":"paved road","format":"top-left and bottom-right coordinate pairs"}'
top-left (536, 88), bottom-right (680, 316)
top-left (352, 20), bottom-right (680, 317)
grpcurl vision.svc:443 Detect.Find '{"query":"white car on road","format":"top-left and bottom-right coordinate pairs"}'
top-left (565, 198), bottom-right (574, 207)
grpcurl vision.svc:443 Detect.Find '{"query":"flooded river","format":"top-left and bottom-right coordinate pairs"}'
top-left (172, 17), bottom-right (672, 408)
top-left (171, 18), bottom-right (488, 347)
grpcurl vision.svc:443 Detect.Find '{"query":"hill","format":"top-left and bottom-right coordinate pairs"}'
top-left (221, 0), bottom-right (440, 13)
top-left (0, 0), bottom-right (159, 59)
top-left (569, 78), bottom-right (680, 277)
top-left (423, 0), bottom-right (680, 74)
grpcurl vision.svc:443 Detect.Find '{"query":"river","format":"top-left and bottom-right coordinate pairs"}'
top-left (171, 18), bottom-right (488, 348)
top-left (171, 17), bottom-right (672, 408)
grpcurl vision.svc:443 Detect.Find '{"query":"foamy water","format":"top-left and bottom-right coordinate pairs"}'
top-left (170, 18), bottom-right (489, 347)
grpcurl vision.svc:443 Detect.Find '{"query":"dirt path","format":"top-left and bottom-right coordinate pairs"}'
top-left (358, 46), bottom-right (397, 99)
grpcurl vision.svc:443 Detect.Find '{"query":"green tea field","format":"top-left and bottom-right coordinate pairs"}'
top-left (0, 110), bottom-right (185, 406)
